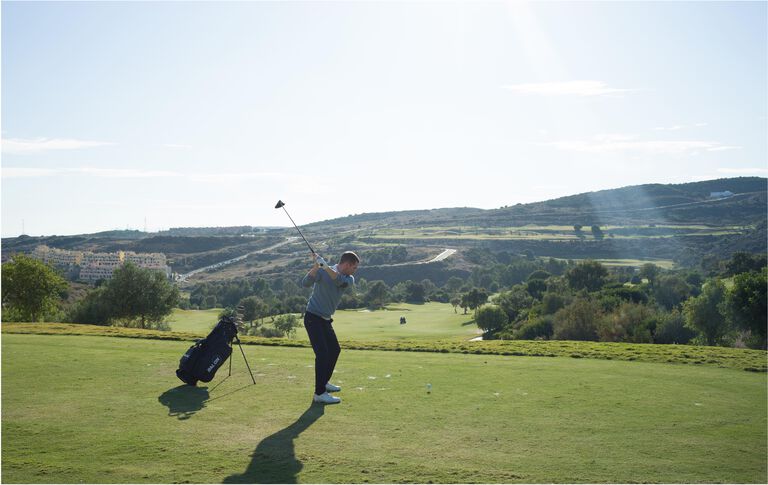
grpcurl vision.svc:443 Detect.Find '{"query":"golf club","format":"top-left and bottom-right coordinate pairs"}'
top-left (274, 200), bottom-right (316, 254)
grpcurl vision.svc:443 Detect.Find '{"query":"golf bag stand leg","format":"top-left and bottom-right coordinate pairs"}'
top-left (228, 343), bottom-right (233, 377)
top-left (234, 336), bottom-right (257, 384)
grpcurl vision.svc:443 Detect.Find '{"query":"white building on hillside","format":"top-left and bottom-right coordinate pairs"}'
top-left (30, 245), bottom-right (171, 283)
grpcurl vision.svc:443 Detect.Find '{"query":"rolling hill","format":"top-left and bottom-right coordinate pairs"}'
top-left (2, 177), bottom-right (765, 286)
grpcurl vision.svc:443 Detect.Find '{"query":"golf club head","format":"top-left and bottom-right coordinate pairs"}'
top-left (274, 200), bottom-right (285, 209)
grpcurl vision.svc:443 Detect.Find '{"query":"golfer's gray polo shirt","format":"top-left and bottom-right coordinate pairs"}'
top-left (302, 265), bottom-right (354, 320)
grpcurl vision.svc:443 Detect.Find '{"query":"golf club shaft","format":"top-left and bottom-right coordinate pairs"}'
top-left (281, 207), bottom-right (316, 254)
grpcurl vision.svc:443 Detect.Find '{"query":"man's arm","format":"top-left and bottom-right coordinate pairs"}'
top-left (314, 253), bottom-right (340, 281)
top-left (301, 253), bottom-right (321, 287)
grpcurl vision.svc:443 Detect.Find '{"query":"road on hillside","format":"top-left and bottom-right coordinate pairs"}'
top-left (176, 237), bottom-right (297, 282)
top-left (374, 248), bottom-right (457, 268)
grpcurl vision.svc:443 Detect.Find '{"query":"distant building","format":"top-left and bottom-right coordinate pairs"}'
top-left (709, 191), bottom-right (734, 199)
top-left (30, 245), bottom-right (170, 283)
top-left (32, 245), bottom-right (84, 267)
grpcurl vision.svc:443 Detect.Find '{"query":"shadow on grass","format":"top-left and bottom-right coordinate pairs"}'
top-left (223, 403), bottom-right (325, 484)
top-left (158, 385), bottom-right (209, 420)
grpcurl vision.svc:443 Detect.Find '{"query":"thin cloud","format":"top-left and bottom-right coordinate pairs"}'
top-left (2, 137), bottom-right (115, 154)
top-left (75, 168), bottom-right (180, 178)
top-left (2, 167), bottom-right (180, 179)
top-left (186, 172), bottom-right (288, 183)
top-left (717, 167), bottom-right (768, 174)
top-left (163, 144), bottom-right (193, 149)
top-left (540, 136), bottom-right (741, 155)
top-left (502, 80), bottom-right (636, 97)
top-left (2, 167), bottom-right (293, 181)
top-left (2, 167), bottom-right (61, 178)
top-left (653, 123), bottom-right (709, 131)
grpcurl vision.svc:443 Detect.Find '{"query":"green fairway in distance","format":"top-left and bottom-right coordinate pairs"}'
top-left (296, 302), bottom-right (479, 341)
top-left (167, 308), bottom-right (223, 333)
top-left (2, 333), bottom-right (765, 484)
top-left (169, 303), bottom-right (481, 341)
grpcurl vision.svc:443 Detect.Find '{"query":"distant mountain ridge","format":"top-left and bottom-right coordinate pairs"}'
top-left (307, 177), bottom-right (766, 229)
top-left (2, 177), bottom-right (765, 279)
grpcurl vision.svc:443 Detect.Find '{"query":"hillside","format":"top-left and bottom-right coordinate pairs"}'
top-left (2, 177), bottom-right (765, 285)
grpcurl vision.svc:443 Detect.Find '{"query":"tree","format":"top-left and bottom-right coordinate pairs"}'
top-left (404, 281), bottom-right (426, 303)
top-left (591, 225), bottom-right (604, 240)
top-left (653, 274), bottom-right (693, 310)
top-left (526, 279), bottom-right (547, 300)
top-left (654, 309), bottom-right (697, 344)
top-left (461, 288), bottom-right (489, 316)
top-left (495, 286), bottom-right (534, 323)
top-left (527, 270), bottom-right (551, 281)
top-left (445, 276), bottom-right (464, 295)
top-left (274, 314), bottom-right (300, 338)
top-left (420, 279), bottom-right (437, 298)
top-left (2, 254), bottom-right (67, 322)
top-left (450, 296), bottom-right (461, 313)
top-left (102, 263), bottom-right (179, 328)
top-left (597, 302), bottom-right (659, 343)
top-left (683, 279), bottom-right (728, 346)
top-left (541, 292), bottom-right (568, 315)
top-left (724, 252), bottom-right (767, 277)
top-left (475, 305), bottom-right (508, 333)
top-left (639, 263), bottom-right (661, 287)
top-left (724, 269), bottom-right (767, 349)
top-left (553, 298), bottom-right (601, 341)
top-left (365, 281), bottom-right (390, 309)
top-left (66, 287), bottom-right (112, 325)
top-left (239, 296), bottom-right (267, 327)
top-left (566, 260), bottom-right (608, 292)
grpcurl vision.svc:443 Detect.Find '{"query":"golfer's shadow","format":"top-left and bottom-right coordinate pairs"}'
top-left (223, 403), bottom-right (325, 484)
top-left (158, 385), bottom-right (209, 420)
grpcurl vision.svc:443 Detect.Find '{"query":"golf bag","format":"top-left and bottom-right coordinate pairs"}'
top-left (176, 315), bottom-right (240, 386)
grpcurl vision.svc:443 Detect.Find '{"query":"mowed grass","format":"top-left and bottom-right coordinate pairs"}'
top-left (168, 308), bottom-right (222, 333)
top-left (301, 302), bottom-right (479, 341)
top-left (169, 303), bottom-right (480, 341)
top-left (2, 334), bottom-right (766, 483)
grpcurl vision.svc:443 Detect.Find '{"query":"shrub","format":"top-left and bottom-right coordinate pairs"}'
top-left (495, 286), bottom-right (534, 323)
top-left (541, 292), bottom-right (568, 315)
top-left (598, 302), bottom-right (660, 343)
top-left (553, 298), bottom-right (601, 341)
top-left (475, 304), bottom-right (509, 333)
top-left (250, 327), bottom-right (284, 338)
top-left (274, 314), bottom-right (300, 338)
top-left (515, 316), bottom-right (554, 340)
top-left (654, 309), bottom-right (697, 344)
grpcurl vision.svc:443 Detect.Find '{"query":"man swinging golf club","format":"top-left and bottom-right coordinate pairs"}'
top-left (302, 250), bottom-right (360, 404)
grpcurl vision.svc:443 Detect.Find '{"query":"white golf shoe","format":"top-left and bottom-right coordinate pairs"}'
top-left (313, 392), bottom-right (341, 404)
top-left (325, 382), bottom-right (341, 393)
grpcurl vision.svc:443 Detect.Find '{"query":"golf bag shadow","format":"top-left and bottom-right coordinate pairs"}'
top-left (176, 315), bottom-right (255, 386)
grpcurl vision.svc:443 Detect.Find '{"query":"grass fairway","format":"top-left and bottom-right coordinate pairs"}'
top-left (169, 303), bottom-right (480, 341)
top-left (308, 302), bottom-right (478, 341)
top-left (3, 334), bottom-right (766, 483)
top-left (167, 308), bottom-right (223, 333)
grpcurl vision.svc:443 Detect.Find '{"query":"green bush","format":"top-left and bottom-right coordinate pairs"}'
top-left (515, 316), bottom-right (554, 340)
top-left (553, 298), bottom-right (601, 341)
top-left (66, 287), bottom-right (112, 325)
top-left (654, 309), bottom-right (697, 344)
top-left (475, 305), bottom-right (508, 333)
top-left (598, 302), bottom-right (660, 343)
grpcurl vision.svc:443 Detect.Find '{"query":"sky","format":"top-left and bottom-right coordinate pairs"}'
top-left (2, 0), bottom-right (766, 237)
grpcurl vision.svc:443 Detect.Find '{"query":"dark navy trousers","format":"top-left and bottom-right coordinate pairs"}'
top-left (304, 312), bottom-right (341, 395)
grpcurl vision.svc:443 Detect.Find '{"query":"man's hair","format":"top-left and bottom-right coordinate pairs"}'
top-left (339, 251), bottom-right (360, 265)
